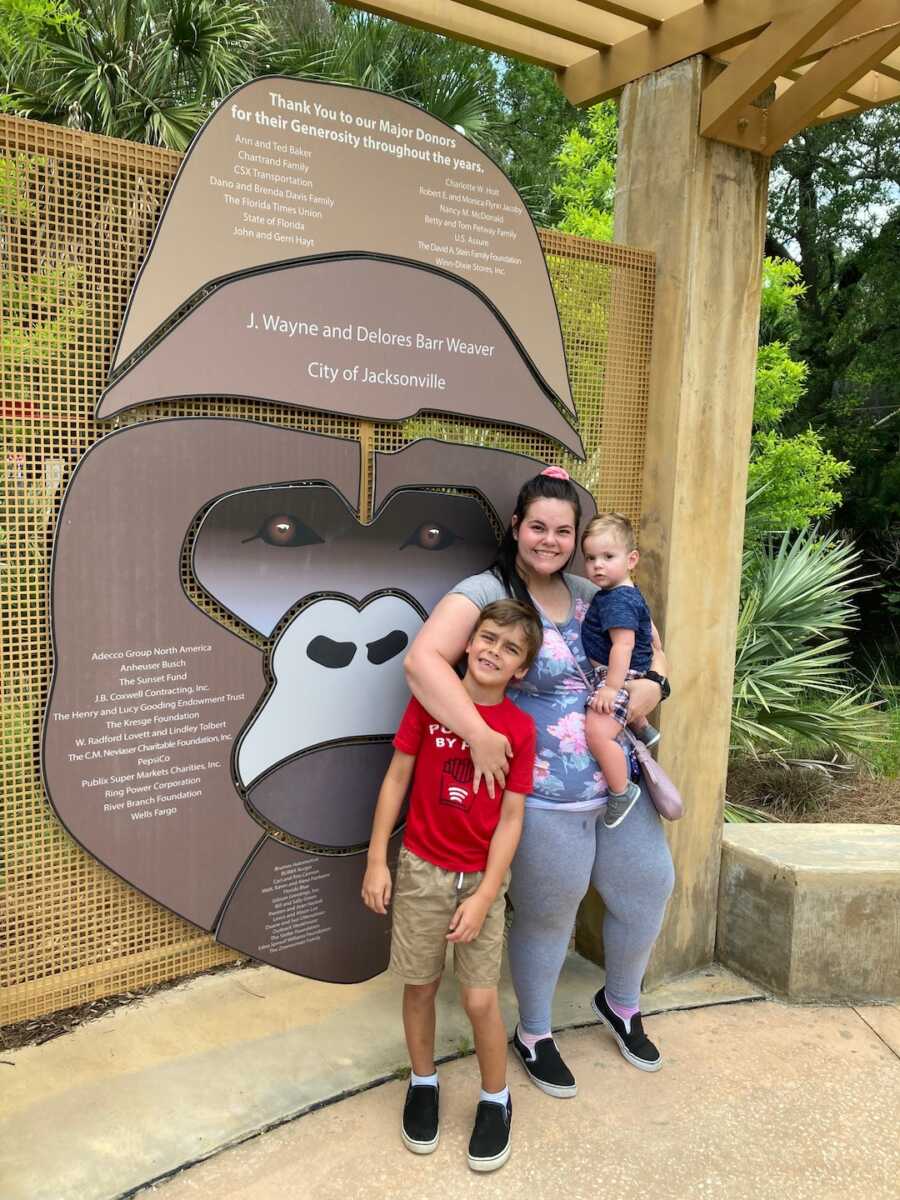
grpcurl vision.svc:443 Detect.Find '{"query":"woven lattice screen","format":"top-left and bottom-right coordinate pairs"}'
top-left (0, 114), bottom-right (654, 1024)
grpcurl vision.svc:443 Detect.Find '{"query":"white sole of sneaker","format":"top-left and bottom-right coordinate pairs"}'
top-left (591, 997), bottom-right (663, 1073)
top-left (603, 799), bottom-right (639, 830)
top-left (468, 1142), bottom-right (511, 1172)
top-left (401, 1127), bottom-right (440, 1154)
top-left (513, 1044), bottom-right (578, 1098)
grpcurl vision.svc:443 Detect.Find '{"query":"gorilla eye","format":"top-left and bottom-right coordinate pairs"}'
top-left (244, 514), bottom-right (325, 548)
top-left (401, 521), bottom-right (461, 552)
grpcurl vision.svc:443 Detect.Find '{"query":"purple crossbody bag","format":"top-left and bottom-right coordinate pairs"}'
top-left (531, 594), bottom-right (685, 822)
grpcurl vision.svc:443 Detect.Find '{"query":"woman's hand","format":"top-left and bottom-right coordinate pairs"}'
top-left (622, 676), bottom-right (662, 722)
top-left (469, 726), bottom-right (512, 800)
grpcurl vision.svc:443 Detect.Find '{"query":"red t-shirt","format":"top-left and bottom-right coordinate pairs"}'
top-left (393, 696), bottom-right (536, 873)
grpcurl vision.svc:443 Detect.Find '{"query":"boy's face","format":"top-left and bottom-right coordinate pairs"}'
top-left (583, 532), bottom-right (639, 589)
top-left (465, 618), bottom-right (531, 689)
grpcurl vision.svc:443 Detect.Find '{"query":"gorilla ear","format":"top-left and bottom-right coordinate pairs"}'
top-left (98, 256), bottom-right (584, 460)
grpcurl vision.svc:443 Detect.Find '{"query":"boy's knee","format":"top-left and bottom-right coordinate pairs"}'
top-left (404, 978), bottom-right (441, 1005)
top-left (461, 986), bottom-right (500, 1022)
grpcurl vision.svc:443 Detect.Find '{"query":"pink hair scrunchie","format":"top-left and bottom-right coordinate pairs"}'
top-left (540, 466), bottom-right (570, 481)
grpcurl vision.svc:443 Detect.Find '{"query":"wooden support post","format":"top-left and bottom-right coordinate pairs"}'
top-left (577, 56), bottom-right (769, 984)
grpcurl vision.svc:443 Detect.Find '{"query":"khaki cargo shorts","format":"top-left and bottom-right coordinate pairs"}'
top-left (389, 846), bottom-right (509, 989)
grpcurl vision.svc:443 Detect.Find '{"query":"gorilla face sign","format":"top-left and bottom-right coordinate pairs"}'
top-left (42, 79), bottom-right (594, 983)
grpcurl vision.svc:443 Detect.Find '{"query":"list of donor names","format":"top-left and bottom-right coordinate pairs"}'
top-left (50, 643), bottom-right (245, 825)
top-left (208, 89), bottom-right (525, 278)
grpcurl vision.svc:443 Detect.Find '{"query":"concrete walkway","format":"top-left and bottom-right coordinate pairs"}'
top-left (1, 956), bottom-right (761, 1200)
top-left (138, 1001), bottom-right (900, 1200)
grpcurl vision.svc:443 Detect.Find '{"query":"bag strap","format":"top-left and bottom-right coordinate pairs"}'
top-left (528, 590), bottom-right (595, 692)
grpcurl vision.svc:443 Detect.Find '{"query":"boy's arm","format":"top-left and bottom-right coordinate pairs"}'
top-left (361, 750), bottom-right (415, 915)
top-left (446, 789), bottom-right (525, 944)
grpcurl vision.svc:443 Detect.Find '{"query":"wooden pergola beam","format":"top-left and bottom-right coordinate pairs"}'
top-left (561, 0), bottom-right (789, 107)
top-left (574, 0), bottom-right (686, 29)
top-left (700, 0), bottom-right (860, 140)
top-left (796, 0), bottom-right (900, 63)
top-left (561, 0), bottom-right (900, 108)
top-left (449, 0), bottom-right (644, 51)
top-left (764, 20), bottom-right (900, 148)
top-left (341, 1), bottom-right (900, 143)
top-left (339, 0), bottom-right (589, 69)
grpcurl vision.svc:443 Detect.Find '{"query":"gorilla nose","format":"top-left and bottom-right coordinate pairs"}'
top-left (306, 636), bottom-right (356, 668)
top-left (367, 630), bottom-right (409, 665)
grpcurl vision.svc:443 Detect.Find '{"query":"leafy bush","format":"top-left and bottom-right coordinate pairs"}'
top-left (732, 524), bottom-right (885, 761)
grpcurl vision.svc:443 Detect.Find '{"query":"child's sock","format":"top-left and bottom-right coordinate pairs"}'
top-left (608, 997), bottom-right (639, 1022)
top-left (516, 1023), bottom-right (551, 1056)
top-left (410, 1069), bottom-right (438, 1088)
top-left (480, 1085), bottom-right (510, 1106)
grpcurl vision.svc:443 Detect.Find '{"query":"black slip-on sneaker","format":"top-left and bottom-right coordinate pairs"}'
top-left (513, 1029), bottom-right (577, 1098)
top-left (591, 986), bottom-right (662, 1072)
top-left (467, 1096), bottom-right (512, 1172)
top-left (401, 1082), bottom-right (440, 1154)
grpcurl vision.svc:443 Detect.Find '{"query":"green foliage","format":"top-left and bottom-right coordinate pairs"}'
top-left (732, 527), bottom-right (884, 761)
top-left (746, 431), bottom-right (851, 539)
top-left (759, 256), bottom-right (805, 346)
top-left (3, 0), bottom-right (279, 147)
top-left (748, 259), bottom-right (851, 536)
top-left (1, 2), bottom-right (505, 151)
top-left (269, 7), bottom-right (501, 148)
top-left (552, 101), bottom-right (616, 243)
top-left (0, 154), bottom-right (85, 448)
top-left (494, 59), bottom-right (584, 224)
top-left (767, 113), bottom-right (900, 654)
top-left (0, 0), bottom-right (78, 57)
top-left (868, 702), bottom-right (900, 778)
top-left (753, 341), bottom-right (807, 430)
top-left (723, 800), bottom-right (773, 824)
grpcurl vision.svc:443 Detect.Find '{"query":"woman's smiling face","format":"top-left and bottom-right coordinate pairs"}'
top-left (513, 497), bottom-right (578, 578)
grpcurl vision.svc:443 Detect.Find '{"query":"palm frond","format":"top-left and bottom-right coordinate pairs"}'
top-left (732, 526), bottom-right (887, 762)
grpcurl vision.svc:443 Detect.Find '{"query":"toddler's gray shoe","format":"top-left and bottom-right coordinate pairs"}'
top-left (633, 722), bottom-right (660, 749)
top-left (604, 780), bottom-right (641, 829)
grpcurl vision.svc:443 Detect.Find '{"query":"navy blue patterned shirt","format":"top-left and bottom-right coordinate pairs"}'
top-left (581, 584), bottom-right (653, 675)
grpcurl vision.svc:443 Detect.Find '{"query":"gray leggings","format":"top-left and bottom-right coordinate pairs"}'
top-left (507, 785), bottom-right (675, 1034)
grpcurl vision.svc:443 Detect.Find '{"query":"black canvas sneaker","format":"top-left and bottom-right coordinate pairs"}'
top-left (591, 986), bottom-right (662, 1071)
top-left (401, 1082), bottom-right (440, 1154)
top-left (467, 1095), bottom-right (512, 1172)
top-left (513, 1028), bottom-right (577, 1098)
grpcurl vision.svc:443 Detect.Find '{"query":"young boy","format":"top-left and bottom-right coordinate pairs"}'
top-left (581, 513), bottom-right (660, 830)
top-left (362, 599), bottom-right (541, 1173)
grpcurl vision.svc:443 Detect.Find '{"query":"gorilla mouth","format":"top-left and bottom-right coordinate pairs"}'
top-left (245, 739), bottom-right (405, 849)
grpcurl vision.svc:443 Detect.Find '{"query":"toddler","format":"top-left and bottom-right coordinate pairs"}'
top-left (581, 513), bottom-right (660, 829)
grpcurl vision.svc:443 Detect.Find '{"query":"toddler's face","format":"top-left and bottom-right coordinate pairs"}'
top-left (582, 533), bottom-right (638, 590)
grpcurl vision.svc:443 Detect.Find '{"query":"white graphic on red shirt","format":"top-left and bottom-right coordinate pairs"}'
top-left (440, 758), bottom-right (474, 811)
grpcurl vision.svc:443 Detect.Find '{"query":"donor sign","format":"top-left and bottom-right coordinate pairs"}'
top-left (43, 79), bottom-right (591, 983)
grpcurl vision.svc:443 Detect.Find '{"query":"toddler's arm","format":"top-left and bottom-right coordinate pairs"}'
top-left (446, 789), bottom-right (525, 944)
top-left (361, 749), bottom-right (415, 915)
top-left (591, 627), bottom-right (634, 715)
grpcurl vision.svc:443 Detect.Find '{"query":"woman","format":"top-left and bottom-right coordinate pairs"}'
top-left (404, 468), bottom-right (675, 1097)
